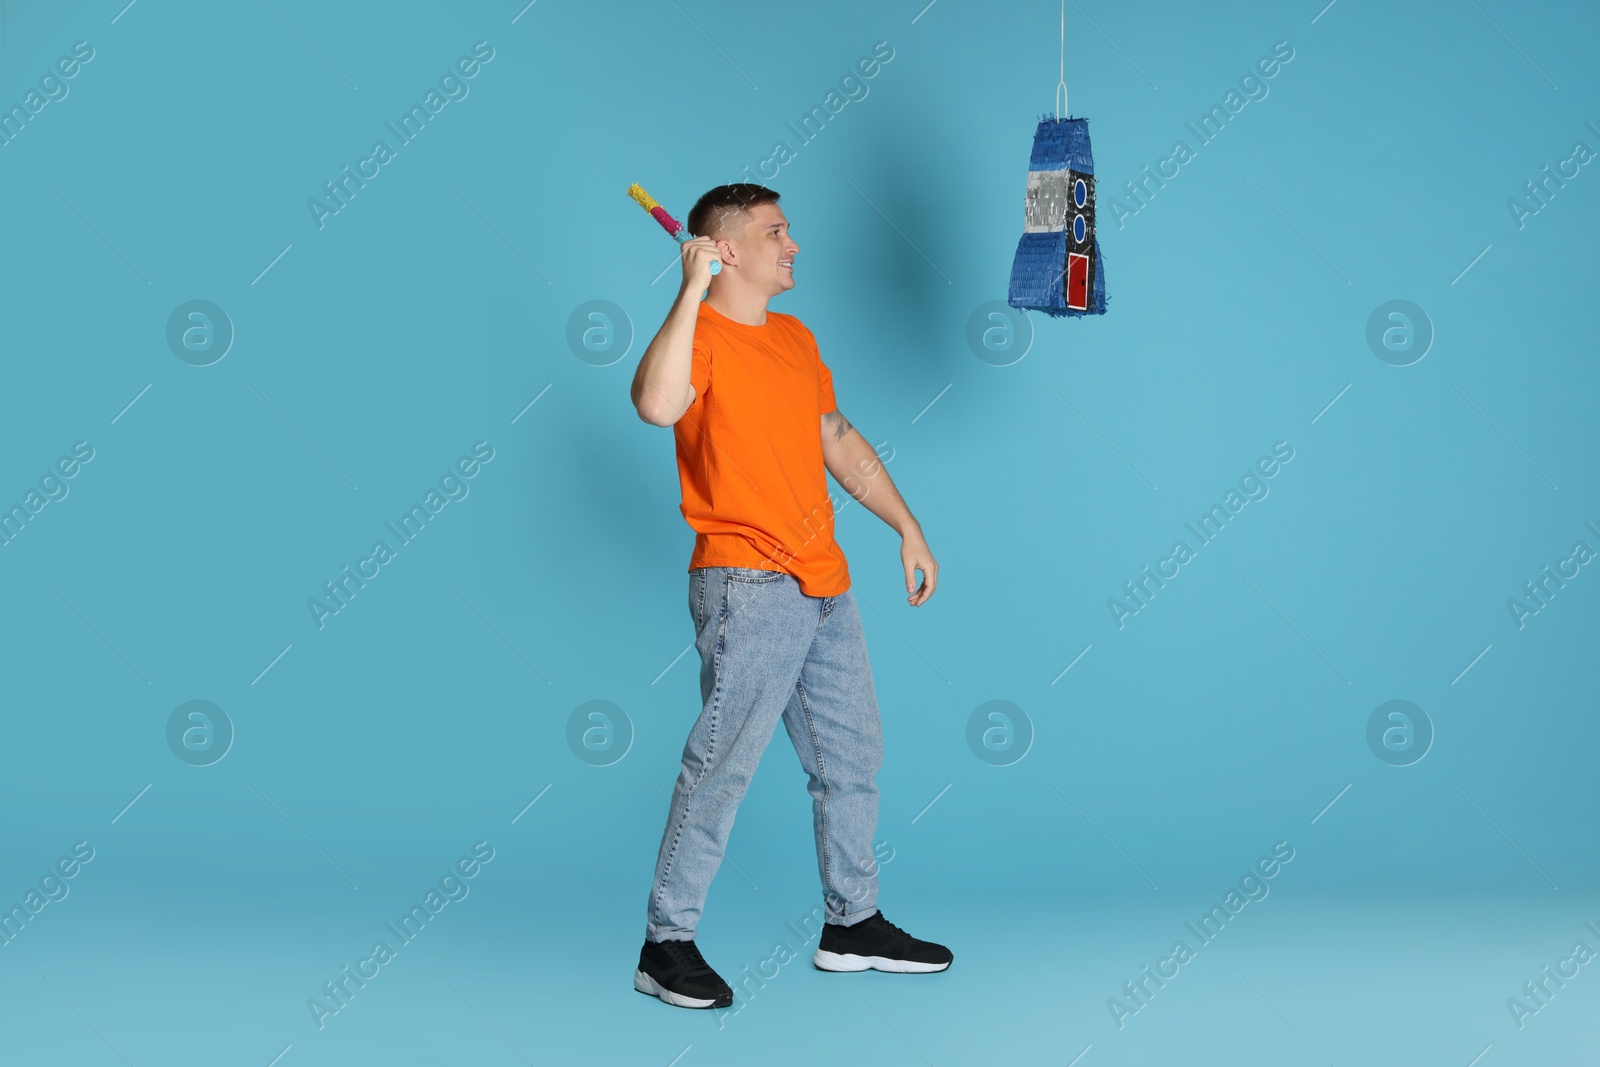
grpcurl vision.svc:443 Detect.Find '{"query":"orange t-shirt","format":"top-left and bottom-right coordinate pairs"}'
top-left (673, 300), bottom-right (851, 597)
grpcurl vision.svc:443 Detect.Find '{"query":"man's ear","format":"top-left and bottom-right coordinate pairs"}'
top-left (714, 237), bottom-right (735, 267)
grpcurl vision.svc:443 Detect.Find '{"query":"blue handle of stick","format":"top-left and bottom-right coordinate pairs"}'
top-left (675, 230), bottom-right (721, 275)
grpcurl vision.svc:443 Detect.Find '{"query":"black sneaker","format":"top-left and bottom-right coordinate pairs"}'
top-left (812, 912), bottom-right (953, 973)
top-left (634, 938), bottom-right (735, 1009)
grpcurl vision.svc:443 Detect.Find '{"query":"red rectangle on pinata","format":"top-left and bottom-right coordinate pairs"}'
top-left (1066, 253), bottom-right (1088, 309)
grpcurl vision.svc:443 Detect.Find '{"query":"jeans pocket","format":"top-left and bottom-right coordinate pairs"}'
top-left (724, 566), bottom-right (784, 583)
top-left (690, 568), bottom-right (706, 631)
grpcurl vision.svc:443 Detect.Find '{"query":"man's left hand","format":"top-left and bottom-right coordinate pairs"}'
top-left (901, 531), bottom-right (938, 607)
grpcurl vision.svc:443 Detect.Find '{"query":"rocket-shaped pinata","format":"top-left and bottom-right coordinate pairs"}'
top-left (1008, 116), bottom-right (1107, 317)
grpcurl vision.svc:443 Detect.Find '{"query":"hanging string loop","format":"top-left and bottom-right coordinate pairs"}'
top-left (1055, 0), bottom-right (1068, 117)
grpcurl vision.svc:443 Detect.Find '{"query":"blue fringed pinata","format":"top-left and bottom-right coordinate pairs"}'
top-left (1008, 116), bottom-right (1107, 317)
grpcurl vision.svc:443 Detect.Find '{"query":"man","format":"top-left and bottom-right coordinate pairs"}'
top-left (629, 184), bottom-right (952, 1010)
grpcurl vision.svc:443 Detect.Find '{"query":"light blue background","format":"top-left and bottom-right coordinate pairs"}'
top-left (1, 0), bottom-right (1596, 1063)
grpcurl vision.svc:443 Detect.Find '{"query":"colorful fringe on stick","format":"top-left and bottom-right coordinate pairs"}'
top-left (627, 184), bottom-right (720, 274)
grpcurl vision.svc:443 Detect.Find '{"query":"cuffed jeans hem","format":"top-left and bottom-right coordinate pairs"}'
top-left (644, 926), bottom-right (696, 943)
top-left (825, 904), bottom-right (879, 927)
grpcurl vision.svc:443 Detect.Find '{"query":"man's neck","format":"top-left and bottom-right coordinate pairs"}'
top-left (703, 282), bottom-right (772, 326)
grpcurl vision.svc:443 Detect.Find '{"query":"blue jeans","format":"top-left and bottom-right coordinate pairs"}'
top-left (646, 566), bottom-right (884, 942)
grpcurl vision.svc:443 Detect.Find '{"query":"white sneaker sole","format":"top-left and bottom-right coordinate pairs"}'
top-left (812, 949), bottom-right (950, 973)
top-left (634, 968), bottom-right (726, 1009)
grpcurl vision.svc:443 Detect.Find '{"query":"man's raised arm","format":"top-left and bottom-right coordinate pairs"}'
top-left (630, 237), bottom-right (718, 426)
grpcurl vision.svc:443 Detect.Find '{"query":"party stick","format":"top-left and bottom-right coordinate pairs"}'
top-left (627, 184), bottom-right (721, 275)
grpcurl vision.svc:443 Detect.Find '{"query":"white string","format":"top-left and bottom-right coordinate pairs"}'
top-left (1055, 0), bottom-right (1068, 118)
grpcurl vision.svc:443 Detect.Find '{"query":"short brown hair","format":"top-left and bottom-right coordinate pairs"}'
top-left (687, 183), bottom-right (780, 241)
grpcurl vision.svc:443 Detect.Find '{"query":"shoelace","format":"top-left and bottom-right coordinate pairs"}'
top-left (863, 913), bottom-right (912, 942)
top-left (659, 939), bottom-right (714, 976)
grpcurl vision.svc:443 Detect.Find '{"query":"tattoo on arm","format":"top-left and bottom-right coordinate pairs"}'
top-left (823, 410), bottom-right (853, 442)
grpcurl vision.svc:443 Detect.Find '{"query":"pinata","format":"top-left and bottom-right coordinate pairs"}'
top-left (1008, 4), bottom-right (1107, 317)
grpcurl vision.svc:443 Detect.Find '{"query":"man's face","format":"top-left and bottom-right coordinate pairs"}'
top-left (724, 203), bottom-right (799, 295)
